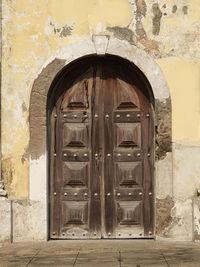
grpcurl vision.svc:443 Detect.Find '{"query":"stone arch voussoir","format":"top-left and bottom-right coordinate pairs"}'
top-left (30, 36), bottom-right (171, 161)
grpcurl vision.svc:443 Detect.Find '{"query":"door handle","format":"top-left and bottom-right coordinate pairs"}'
top-left (94, 153), bottom-right (102, 160)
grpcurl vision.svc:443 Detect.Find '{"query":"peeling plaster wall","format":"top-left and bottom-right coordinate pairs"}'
top-left (156, 58), bottom-right (200, 240)
top-left (1, 0), bottom-right (200, 242)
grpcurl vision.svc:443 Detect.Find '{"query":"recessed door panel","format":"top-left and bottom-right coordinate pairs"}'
top-left (115, 162), bottom-right (142, 188)
top-left (63, 123), bottom-right (89, 148)
top-left (62, 162), bottom-right (88, 187)
top-left (61, 201), bottom-right (89, 239)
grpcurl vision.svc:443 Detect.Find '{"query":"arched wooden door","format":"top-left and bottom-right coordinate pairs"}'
top-left (49, 57), bottom-right (154, 239)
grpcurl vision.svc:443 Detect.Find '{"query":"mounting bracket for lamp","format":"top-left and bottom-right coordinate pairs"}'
top-left (92, 34), bottom-right (110, 55)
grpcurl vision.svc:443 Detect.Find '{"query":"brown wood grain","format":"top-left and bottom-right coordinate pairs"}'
top-left (49, 57), bottom-right (154, 239)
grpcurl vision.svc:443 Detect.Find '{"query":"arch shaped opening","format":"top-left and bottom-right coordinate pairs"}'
top-left (47, 55), bottom-right (155, 115)
top-left (47, 55), bottom-right (155, 239)
top-left (27, 37), bottom-right (172, 242)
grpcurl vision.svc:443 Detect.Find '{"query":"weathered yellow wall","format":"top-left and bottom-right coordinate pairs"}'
top-left (2, 0), bottom-right (200, 198)
top-left (2, 0), bottom-right (132, 198)
top-left (157, 58), bottom-right (200, 144)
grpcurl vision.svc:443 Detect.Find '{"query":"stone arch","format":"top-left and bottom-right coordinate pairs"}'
top-left (29, 36), bottom-right (172, 239)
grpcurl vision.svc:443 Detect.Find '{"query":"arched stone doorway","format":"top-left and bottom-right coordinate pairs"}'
top-left (29, 36), bottom-right (172, 241)
top-left (48, 55), bottom-right (154, 239)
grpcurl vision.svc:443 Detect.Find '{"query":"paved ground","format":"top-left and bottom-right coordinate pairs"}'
top-left (0, 240), bottom-right (200, 267)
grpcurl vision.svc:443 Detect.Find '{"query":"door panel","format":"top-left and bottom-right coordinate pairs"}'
top-left (50, 67), bottom-right (101, 239)
top-left (101, 66), bottom-right (145, 238)
top-left (62, 162), bottom-right (88, 187)
top-left (115, 162), bottom-right (142, 187)
top-left (63, 123), bottom-right (89, 148)
top-left (50, 58), bottom-right (154, 239)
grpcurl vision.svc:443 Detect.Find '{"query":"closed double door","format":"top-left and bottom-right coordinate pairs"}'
top-left (50, 58), bottom-right (154, 239)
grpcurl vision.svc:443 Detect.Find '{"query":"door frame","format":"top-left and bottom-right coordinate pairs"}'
top-left (28, 36), bottom-right (172, 242)
top-left (49, 57), bottom-right (155, 239)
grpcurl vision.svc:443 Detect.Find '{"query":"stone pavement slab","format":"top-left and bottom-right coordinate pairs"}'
top-left (0, 240), bottom-right (200, 267)
top-left (74, 251), bottom-right (119, 267)
top-left (121, 251), bottom-right (167, 267)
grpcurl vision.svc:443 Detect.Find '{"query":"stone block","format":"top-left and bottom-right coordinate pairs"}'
top-left (193, 198), bottom-right (200, 241)
top-left (162, 199), bottom-right (193, 241)
top-left (12, 200), bottom-right (47, 242)
top-left (155, 152), bottom-right (173, 199)
top-left (173, 143), bottom-right (200, 199)
top-left (0, 198), bottom-right (11, 243)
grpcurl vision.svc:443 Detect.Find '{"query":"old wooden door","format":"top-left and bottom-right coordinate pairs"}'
top-left (50, 58), bottom-right (154, 239)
